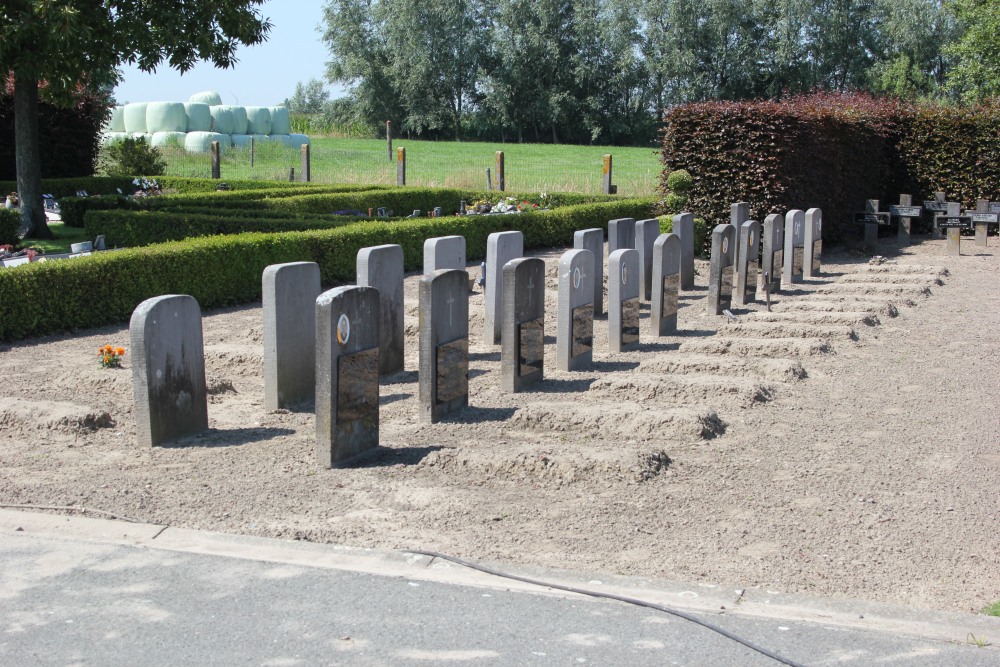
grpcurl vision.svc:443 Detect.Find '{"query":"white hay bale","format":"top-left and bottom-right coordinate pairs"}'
top-left (150, 131), bottom-right (187, 149)
top-left (231, 106), bottom-right (249, 134)
top-left (145, 101), bottom-right (187, 133)
top-left (102, 132), bottom-right (129, 145)
top-left (288, 133), bottom-right (311, 147)
top-left (189, 91), bottom-right (223, 106)
top-left (209, 106), bottom-right (234, 134)
top-left (110, 106), bottom-right (126, 132)
top-left (123, 103), bottom-right (149, 133)
top-left (268, 134), bottom-right (292, 147)
top-left (184, 131), bottom-right (230, 154)
top-left (245, 106), bottom-right (272, 135)
top-left (130, 132), bottom-right (154, 143)
top-left (185, 103), bottom-right (212, 132)
top-left (230, 134), bottom-right (253, 148)
top-left (269, 106), bottom-right (292, 135)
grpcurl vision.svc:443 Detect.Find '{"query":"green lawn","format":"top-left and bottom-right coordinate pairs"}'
top-left (23, 222), bottom-right (89, 254)
top-left (158, 137), bottom-right (664, 196)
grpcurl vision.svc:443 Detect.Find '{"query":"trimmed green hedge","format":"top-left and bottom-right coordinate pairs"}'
top-left (0, 197), bottom-right (656, 342)
top-left (0, 176), bottom-right (327, 199)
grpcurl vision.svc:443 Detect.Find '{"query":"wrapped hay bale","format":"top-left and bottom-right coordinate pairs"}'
top-left (123, 103), bottom-right (149, 133)
top-left (268, 134), bottom-right (292, 147)
top-left (245, 106), bottom-right (271, 135)
top-left (146, 101), bottom-right (187, 133)
top-left (151, 131), bottom-right (187, 149)
top-left (109, 106), bottom-right (126, 132)
top-left (102, 132), bottom-right (129, 145)
top-left (130, 132), bottom-right (154, 143)
top-left (269, 106), bottom-right (292, 135)
top-left (250, 134), bottom-right (270, 145)
top-left (189, 91), bottom-right (223, 106)
top-left (288, 133), bottom-right (311, 147)
top-left (231, 106), bottom-right (249, 134)
top-left (185, 103), bottom-right (212, 132)
top-left (230, 134), bottom-right (254, 148)
top-left (184, 131), bottom-right (231, 153)
top-left (209, 105), bottom-right (235, 134)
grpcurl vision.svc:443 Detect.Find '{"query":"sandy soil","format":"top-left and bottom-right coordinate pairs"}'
top-left (1, 234), bottom-right (998, 614)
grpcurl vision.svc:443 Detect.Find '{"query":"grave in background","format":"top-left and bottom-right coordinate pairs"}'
top-left (651, 233), bottom-right (681, 335)
top-left (557, 249), bottom-right (595, 371)
top-left (419, 269), bottom-right (470, 423)
top-left (609, 248), bottom-right (640, 353)
top-left (501, 257), bottom-right (545, 392)
top-left (357, 244), bottom-right (405, 375)
top-left (263, 262), bottom-right (321, 411)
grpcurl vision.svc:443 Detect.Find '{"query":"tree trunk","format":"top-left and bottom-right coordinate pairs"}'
top-left (13, 74), bottom-right (50, 240)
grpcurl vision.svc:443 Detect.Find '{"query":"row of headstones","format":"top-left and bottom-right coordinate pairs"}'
top-left (855, 195), bottom-right (1000, 256)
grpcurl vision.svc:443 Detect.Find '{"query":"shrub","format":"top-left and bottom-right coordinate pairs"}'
top-left (0, 208), bottom-right (19, 244)
top-left (662, 192), bottom-right (688, 215)
top-left (666, 169), bottom-right (693, 194)
top-left (98, 137), bottom-right (167, 177)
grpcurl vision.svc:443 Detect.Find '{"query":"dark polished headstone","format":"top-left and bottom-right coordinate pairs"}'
top-left (651, 233), bottom-right (681, 336)
top-left (672, 213), bottom-right (695, 290)
top-left (708, 224), bottom-right (736, 315)
top-left (574, 228), bottom-right (604, 317)
top-left (734, 220), bottom-right (760, 306)
top-left (783, 209), bottom-right (805, 286)
top-left (557, 249), bottom-right (595, 371)
top-left (609, 248), bottom-right (640, 353)
top-left (636, 218), bottom-right (660, 301)
top-left (804, 208), bottom-right (822, 278)
top-left (501, 257), bottom-right (545, 393)
top-left (762, 214), bottom-right (784, 294)
top-left (419, 269), bottom-right (470, 423)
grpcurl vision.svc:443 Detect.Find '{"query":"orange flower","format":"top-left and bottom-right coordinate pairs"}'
top-left (115, 348), bottom-right (125, 356)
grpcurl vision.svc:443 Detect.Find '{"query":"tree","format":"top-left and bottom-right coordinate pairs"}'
top-left (945, 0), bottom-right (1000, 102)
top-left (285, 79), bottom-right (330, 114)
top-left (0, 1), bottom-right (271, 239)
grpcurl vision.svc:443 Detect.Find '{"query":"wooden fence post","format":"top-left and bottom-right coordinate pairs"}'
top-left (495, 151), bottom-right (505, 192)
top-left (211, 141), bottom-right (221, 179)
top-left (602, 154), bottom-right (615, 194)
top-left (301, 144), bottom-right (311, 182)
top-left (386, 120), bottom-right (393, 162)
top-left (396, 146), bottom-right (406, 186)
top-left (250, 137), bottom-right (255, 167)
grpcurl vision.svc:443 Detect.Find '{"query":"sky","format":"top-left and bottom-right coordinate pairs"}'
top-left (114, 0), bottom-right (345, 107)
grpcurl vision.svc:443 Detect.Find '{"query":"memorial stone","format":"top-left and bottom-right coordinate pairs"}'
top-left (939, 202), bottom-right (967, 256)
top-left (419, 269), bottom-right (470, 423)
top-left (730, 202), bottom-right (750, 240)
top-left (130, 295), bottom-right (208, 447)
top-left (734, 220), bottom-right (760, 306)
top-left (501, 258), bottom-right (545, 392)
top-left (357, 244), bottom-right (404, 375)
top-left (636, 218), bottom-right (660, 301)
top-left (761, 214), bottom-right (784, 294)
top-left (707, 225), bottom-right (736, 315)
top-left (927, 192), bottom-right (948, 238)
top-left (608, 249), bottom-right (641, 353)
top-left (574, 228), bottom-right (604, 317)
top-left (971, 199), bottom-right (998, 248)
top-left (890, 194), bottom-right (920, 245)
top-left (423, 235), bottom-right (466, 274)
top-left (557, 249), bottom-right (595, 371)
top-left (803, 208), bottom-right (822, 278)
top-left (672, 213), bottom-right (696, 290)
top-left (651, 233), bottom-right (681, 336)
top-left (783, 209), bottom-right (806, 286)
top-left (315, 286), bottom-right (380, 467)
top-left (485, 231), bottom-right (524, 344)
top-left (263, 262), bottom-right (321, 411)
top-left (608, 218), bottom-right (635, 255)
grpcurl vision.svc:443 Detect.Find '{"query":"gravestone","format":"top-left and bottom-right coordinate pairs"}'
top-left (130, 295), bottom-right (208, 447)
top-left (263, 261), bottom-right (321, 411)
top-left (573, 228), bottom-right (604, 317)
top-left (890, 194), bottom-right (920, 246)
top-left (734, 220), bottom-right (760, 306)
top-left (937, 202), bottom-right (968, 256)
top-left (501, 257), bottom-right (545, 392)
top-left (970, 199), bottom-right (998, 248)
top-left (357, 244), bottom-right (404, 375)
top-left (651, 233), bottom-right (681, 336)
top-left (924, 192), bottom-right (948, 238)
top-left (707, 225), bottom-right (736, 315)
top-left (672, 213), bottom-right (696, 290)
top-left (782, 209), bottom-right (806, 286)
top-left (803, 208), bottom-right (822, 279)
top-left (608, 249), bottom-right (641, 353)
top-left (730, 202), bottom-right (750, 236)
top-left (761, 214), bottom-right (784, 295)
top-left (854, 199), bottom-right (891, 253)
top-left (608, 218), bottom-right (635, 255)
top-left (315, 286), bottom-right (380, 468)
top-left (423, 235), bottom-right (466, 274)
top-left (636, 218), bottom-right (660, 301)
top-left (485, 231), bottom-right (523, 344)
top-left (419, 269), bottom-right (470, 423)
top-left (557, 249), bottom-right (595, 371)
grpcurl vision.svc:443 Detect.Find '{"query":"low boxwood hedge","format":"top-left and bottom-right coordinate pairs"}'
top-left (0, 197), bottom-right (656, 342)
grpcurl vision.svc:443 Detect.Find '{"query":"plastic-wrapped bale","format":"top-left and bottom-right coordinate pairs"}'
top-left (151, 131), bottom-right (187, 149)
top-left (288, 133), bottom-right (311, 147)
top-left (145, 101), bottom-right (187, 133)
top-left (209, 106), bottom-right (234, 134)
top-left (185, 103), bottom-right (212, 132)
top-left (230, 134), bottom-right (253, 148)
top-left (189, 91), bottom-right (223, 106)
top-left (268, 134), bottom-right (292, 147)
top-left (269, 106), bottom-right (292, 135)
top-left (109, 106), bottom-right (126, 132)
top-left (184, 131), bottom-right (231, 153)
top-left (130, 132), bottom-right (154, 144)
top-left (123, 103), bottom-right (149, 133)
top-left (102, 132), bottom-right (129, 145)
top-left (250, 134), bottom-right (270, 146)
top-left (245, 106), bottom-right (271, 135)
top-left (231, 106), bottom-right (248, 134)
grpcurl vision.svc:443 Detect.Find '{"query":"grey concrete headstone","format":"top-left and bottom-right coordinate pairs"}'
top-left (315, 286), bottom-right (380, 468)
top-left (734, 220), bottom-right (761, 306)
top-left (557, 249), bottom-right (595, 372)
top-left (501, 257), bottom-right (545, 393)
top-left (672, 213), bottom-right (696, 290)
top-left (419, 269), bottom-right (470, 423)
top-left (130, 295), bottom-right (208, 447)
top-left (730, 202), bottom-right (750, 236)
top-left (608, 248), bottom-right (641, 353)
top-left (973, 199), bottom-right (990, 248)
top-left (608, 218), bottom-right (635, 255)
top-left (863, 200), bottom-right (880, 253)
top-left (635, 218), bottom-right (660, 301)
top-left (357, 244), bottom-right (404, 375)
top-left (945, 201), bottom-right (962, 256)
top-left (651, 233), bottom-right (681, 336)
top-left (263, 261), bottom-right (322, 411)
top-left (485, 231), bottom-right (523, 344)
top-left (897, 194), bottom-right (914, 245)
top-left (707, 225), bottom-right (736, 315)
top-left (803, 208), bottom-right (822, 278)
top-left (762, 214), bottom-right (784, 294)
top-left (423, 235), bottom-right (466, 274)
top-left (574, 228), bottom-right (604, 317)
top-left (782, 209), bottom-right (805, 287)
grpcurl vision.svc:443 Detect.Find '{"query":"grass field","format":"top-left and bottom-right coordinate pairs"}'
top-left (157, 137), bottom-right (664, 196)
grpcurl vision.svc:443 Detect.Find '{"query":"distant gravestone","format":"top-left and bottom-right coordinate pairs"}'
top-left (423, 235), bottom-right (466, 274)
top-left (557, 249), bottom-right (595, 371)
top-left (485, 231), bottom-right (523, 344)
top-left (970, 199), bottom-right (998, 249)
top-left (419, 269), bottom-right (470, 423)
top-left (315, 286), bottom-right (380, 468)
top-left (890, 194), bottom-right (920, 246)
top-left (854, 199), bottom-right (890, 253)
top-left (707, 224), bottom-right (736, 315)
top-left (761, 214), bottom-right (784, 294)
top-left (782, 209), bottom-right (805, 287)
top-left (263, 261), bottom-right (321, 411)
top-left (501, 257), bottom-right (545, 392)
top-left (803, 208), bottom-right (822, 279)
top-left (635, 218), bottom-right (659, 301)
top-left (608, 248), bottom-right (640, 353)
top-left (734, 220), bottom-right (760, 306)
top-left (673, 213), bottom-right (696, 290)
top-left (651, 233), bottom-right (681, 336)
top-left (130, 295), bottom-right (208, 447)
top-left (730, 202), bottom-right (750, 237)
top-left (357, 244), bottom-right (404, 375)
top-left (573, 228), bottom-right (604, 317)
top-left (926, 191), bottom-right (948, 239)
top-left (608, 218), bottom-right (635, 255)
top-left (938, 202), bottom-right (968, 256)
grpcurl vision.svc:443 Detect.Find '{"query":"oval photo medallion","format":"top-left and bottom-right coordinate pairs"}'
top-left (749, 232), bottom-right (755, 247)
top-left (621, 264), bottom-right (628, 284)
top-left (722, 237), bottom-right (729, 255)
top-left (573, 266), bottom-right (582, 290)
top-left (336, 314), bottom-right (351, 345)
